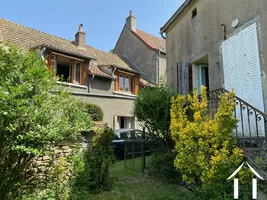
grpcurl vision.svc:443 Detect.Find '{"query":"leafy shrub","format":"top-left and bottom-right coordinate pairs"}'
top-left (0, 44), bottom-right (92, 199)
top-left (149, 151), bottom-right (183, 184)
top-left (83, 103), bottom-right (104, 121)
top-left (170, 86), bottom-right (246, 192)
top-left (133, 84), bottom-right (175, 150)
top-left (70, 128), bottom-right (115, 197)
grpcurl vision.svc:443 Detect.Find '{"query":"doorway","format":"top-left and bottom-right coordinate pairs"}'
top-left (198, 65), bottom-right (209, 93)
top-left (193, 55), bottom-right (209, 94)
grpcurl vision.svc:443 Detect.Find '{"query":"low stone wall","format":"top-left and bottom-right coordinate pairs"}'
top-left (27, 142), bottom-right (83, 182)
top-left (27, 122), bottom-right (107, 182)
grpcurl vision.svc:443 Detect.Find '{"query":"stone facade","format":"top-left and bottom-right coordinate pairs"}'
top-left (161, 0), bottom-right (267, 110)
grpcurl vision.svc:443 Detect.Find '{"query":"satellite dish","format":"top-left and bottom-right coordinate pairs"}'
top-left (232, 18), bottom-right (239, 28)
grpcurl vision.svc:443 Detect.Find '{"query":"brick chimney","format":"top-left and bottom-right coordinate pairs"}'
top-left (75, 24), bottom-right (86, 49)
top-left (126, 10), bottom-right (136, 32)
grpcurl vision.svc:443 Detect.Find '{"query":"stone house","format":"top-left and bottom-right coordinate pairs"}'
top-left (0, 18), bottom-right (148, 129)
top-left (114, 11), bottom-right (166, 84)
top-left (160, 0), bottom-right (267, 113)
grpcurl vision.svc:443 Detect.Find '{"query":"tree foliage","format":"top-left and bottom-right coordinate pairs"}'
top-left (82, 103), bottom-right (104, 121)
top-left (70, 128), bottom-right (115, 198)
top-left (133, 85), bottom-right (175, 150)
top-left (170, 86), bottom-right (244, 187)
top-left (0, 45), bottom-right (92, 199)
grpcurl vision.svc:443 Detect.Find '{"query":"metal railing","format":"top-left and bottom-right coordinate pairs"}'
top-left (199, 88), bottom-right (267, 149)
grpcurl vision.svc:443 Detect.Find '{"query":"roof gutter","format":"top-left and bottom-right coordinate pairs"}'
top-left (160, 32), bottom-right (166, 40)
top-left (160, 0), bottom-right (194, 34)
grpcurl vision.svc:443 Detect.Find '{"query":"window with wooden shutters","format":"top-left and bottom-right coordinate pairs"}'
top-left (177, 61), bottom-right (193, 95)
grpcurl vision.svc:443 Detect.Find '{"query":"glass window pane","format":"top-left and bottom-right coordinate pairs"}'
top-left (125, 76), bottom-right (129, 92)
top-left (75, 62), bottom-right (81, 84)
top-left (52, 56), bottom-right (55, 70)
top-left (119, 74), bottom-right (124, 91)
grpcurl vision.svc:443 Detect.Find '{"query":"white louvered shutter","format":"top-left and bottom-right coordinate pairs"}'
top-left (222, 23), bottom-right (264, 136)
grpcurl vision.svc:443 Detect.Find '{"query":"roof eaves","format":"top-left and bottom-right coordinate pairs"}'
top-left (160, 0), bottom-right (195, 33)
top-left (114, 65), bottom-right (141, 74)
top-left (33, 44), bottom-right (97, 61)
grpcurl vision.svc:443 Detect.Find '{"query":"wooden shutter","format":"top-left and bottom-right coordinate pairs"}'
top-left (222, 22), bottom-right (264, 136)
top-left (134, 75), bottom-right (139, 94)
top-left (71, 61), bottom-right (75, 84)
top-left (115, 71), bottom-right (119, 91)
top-left (177, 61), bottom-right (192, 95)
top-left (188, 63), bottom-right (193, 92)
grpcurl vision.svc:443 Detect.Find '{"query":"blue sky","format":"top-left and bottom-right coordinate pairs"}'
top-left (1, 0), bottom-right (183, 52)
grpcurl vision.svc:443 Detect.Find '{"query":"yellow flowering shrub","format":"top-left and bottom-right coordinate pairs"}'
top-left (170, 86), bottom-right (244, 187)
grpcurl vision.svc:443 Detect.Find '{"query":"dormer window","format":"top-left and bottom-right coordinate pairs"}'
top-left (115, 71), bottom-right (138, 95)
top-left (119, 73), bottom-right (134, 93)
top-left (49, 54), bottom-right (85, 85)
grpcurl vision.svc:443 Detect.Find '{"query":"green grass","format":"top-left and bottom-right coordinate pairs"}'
top-left (85, 157), bottom-right (194, 200)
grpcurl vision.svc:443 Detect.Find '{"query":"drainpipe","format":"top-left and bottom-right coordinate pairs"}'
top-left (111, 66), bottom-right (117, 80)
top-left (40, 47), bottom-right (46, 61)
top-left (220, 24), bottom-right (227, 40)
top-left (88, 73), bottom-right (95, 93)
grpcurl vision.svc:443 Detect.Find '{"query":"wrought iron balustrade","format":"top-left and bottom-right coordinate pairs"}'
top-left (198, 88), bottom-right (267, 149)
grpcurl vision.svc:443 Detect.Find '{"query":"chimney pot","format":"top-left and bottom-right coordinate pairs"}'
top-left (126, 10), bottom-right (136, 32)
top-left (75, 24), bottom-right (86, 49)
top-left (79, 24), bottom-right (83, 32)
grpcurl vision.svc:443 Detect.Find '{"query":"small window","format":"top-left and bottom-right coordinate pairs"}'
top-left (54, 55), bottom-right (84, 85)
top-left (192, 8), bottom-right (197, 19)
top-left (118, 73), bottom-right (134, 94)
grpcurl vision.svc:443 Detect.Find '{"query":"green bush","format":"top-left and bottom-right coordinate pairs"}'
top-left (133, 84), bottom-right (175, 150)
top-left (149, 151), bottom-right (183, 184)
top-left (0, 44), bottom-right (92, 199)
top-left (70, 128), bottom-right (115, 197)
top-left (83, 103), bottom-right (104, 121)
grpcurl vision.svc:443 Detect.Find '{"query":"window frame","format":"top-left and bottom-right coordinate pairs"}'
top-left (118, 72), bottom-right (134, 94)
top-left (48, 53), bottom-right (85, 86)
top-left (74, 61), bottom-right (82, 85)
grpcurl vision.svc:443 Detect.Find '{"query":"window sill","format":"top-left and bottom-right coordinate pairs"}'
top-left (56, 81), bottom-right (87, 89)
top-left (113, 91), bottom-right (136, 97)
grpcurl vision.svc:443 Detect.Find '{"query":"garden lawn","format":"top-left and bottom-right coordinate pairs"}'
top-left (85, 157), bottom-right (194, 200)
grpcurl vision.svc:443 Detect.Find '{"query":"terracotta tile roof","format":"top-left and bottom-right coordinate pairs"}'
top-left (132, 29), bottom-right (166, 53)
top-left (0, 18), bottom-right (135, 76)
top-left (88, 61), bottom-right (112, 78)
top-left (140, 78), bottom-right (154, 87)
